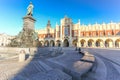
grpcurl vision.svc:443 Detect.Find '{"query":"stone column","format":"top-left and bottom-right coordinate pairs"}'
top-left (119, 42), bottom-right (120, 48)
top-left (61, 40), bottom-right (63, 47)
top-left (113, 41), bottom-right (115, 48)
top-left (100, 42), bottom-right (103, 47)
top-left (103, 41), bottom-right (105, 48)
top-left (69, 39), bottom-right (72, 47)
top-left (60, 25), bottom-right (63, 47)
top-left (69, 24), bottom-right (72, 47)
top-left (70, 24), bottom-right (72, 38)
top-left (78, 20), bottom-right (81, 47)
top-left (92, 42), bottom-right (95, 47)
top-left (79, 42), bottom-right (81, 47)
top-left (109, 41), bottom-right (113, 48)
top-left (85, 41), bottom-right (88, 47)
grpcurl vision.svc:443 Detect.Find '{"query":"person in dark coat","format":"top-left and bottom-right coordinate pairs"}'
top-left (78, 47), bottom-right (81, 53)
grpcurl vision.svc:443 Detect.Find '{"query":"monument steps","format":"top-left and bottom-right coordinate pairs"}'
top-left (44, 50), bottom-right (95, 80)
top-left (38, 61), bottom-right (53, 71)
top-left (11, 62), bottom-right (39, 78)
top-left (81, 48), bottom-right (120, 80)
top-left (27, 61), bottom-right (72, 80)
top-left (33, 61), bottom-right (47, 72)
top-left (0, 65), bottom-right (24, 80)
top-left (99, 56), bottom-right (120, 80)
top-left (81, 56), bottom-right (107, 80)
top-left (11, 75), bottom-right (29, 80)
top-left (5, 68), bottom-right (21, 79)
top-left (9, 61), bottom-right (45, 79)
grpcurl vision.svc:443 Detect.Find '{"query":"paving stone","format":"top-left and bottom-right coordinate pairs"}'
top-left (81, 48), bottom-right (120, 80)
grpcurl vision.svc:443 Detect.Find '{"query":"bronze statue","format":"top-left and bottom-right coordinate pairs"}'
top-left (27, 2), bottom-right (34, 16)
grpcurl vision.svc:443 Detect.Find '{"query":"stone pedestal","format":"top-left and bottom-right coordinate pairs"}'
top-left (22, 15), bottom-right (38, 47)
top-left (23, 15), bottom-right (36, 30)
top-left (9, 15), bottom-right (38, 47)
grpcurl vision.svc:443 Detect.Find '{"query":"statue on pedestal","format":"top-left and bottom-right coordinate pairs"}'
top-left (8, 1), bottom-right (40, 47)
top-left (27, 2), bottom-right (34, 16)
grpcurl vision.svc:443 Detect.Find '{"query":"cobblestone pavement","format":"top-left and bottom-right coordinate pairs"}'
top-left (0, 47), bottom-right (82, 80)
top-left (102, 57), bottom-right (120, 80)
top-left (47, 50), bottom-right (82, 69)
top-left (82, 48), bottom-right (120, 80)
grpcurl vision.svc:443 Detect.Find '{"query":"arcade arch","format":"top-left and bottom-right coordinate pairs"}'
top-left (40, 41), bottom-right (44, 46)
top-left (63, 39), bottom-right (69, 47)
top-left (80, 39), bottom-right (86, 47)
top-left (88, 39), bottom-right (94, 47)
top-left (50, 40), bottom-right (55, 47)
top-left (56, 40), bottom-right (61, 47)
top-left (72, 40), bottom-right (77, 47)
top-left (115, 39), bottom-right (120, 48)
top-left (44, 40), bottom-right (49, 47)
top-left (96, 39), bottom-right (104, 47)
top-left (105, 39), bottom-right (113, 48)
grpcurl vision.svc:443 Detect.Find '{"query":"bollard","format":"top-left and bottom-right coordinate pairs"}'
top-left (19, 50), bottom-right (26, 62)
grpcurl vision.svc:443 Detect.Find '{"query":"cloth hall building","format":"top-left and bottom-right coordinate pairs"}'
top-left (36, 16), bottom-right (120, 48)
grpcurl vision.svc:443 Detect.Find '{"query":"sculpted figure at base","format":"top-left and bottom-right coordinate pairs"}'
top-left (7, 1), bottom-right (40, 47)
top-left (27, 2), bottom-right (34, 16)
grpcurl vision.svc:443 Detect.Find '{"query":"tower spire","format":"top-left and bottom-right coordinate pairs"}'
top-left (47, 20), bottom-right (51, 27)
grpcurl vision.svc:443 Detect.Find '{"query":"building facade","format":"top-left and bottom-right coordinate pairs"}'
top-left (36, 16), bottom-right (120, 48)
top-left (0, 33), bottom-right (14, 46)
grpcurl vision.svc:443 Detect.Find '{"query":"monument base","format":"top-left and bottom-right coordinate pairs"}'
top-left (8, 15), bottom-right (40, 47)
top-left (23, 15), bottom-right (36, 30)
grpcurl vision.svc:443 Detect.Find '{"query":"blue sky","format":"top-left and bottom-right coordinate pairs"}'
top-left (0, 0), bottom-right (120, 35)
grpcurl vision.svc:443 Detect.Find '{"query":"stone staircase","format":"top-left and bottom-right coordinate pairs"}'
top-left (0, 62), bottom-right (26, 80)
top-left (0, 48), bottom-right (96, 80)
top-left (45, 50), bottom-right (95, 80)
top-left (81, 55), bottom-right (120, 80)
top-left (0, 60), bottom-right (72, 80)
top-left (81, 56), bottom-right (107, 80)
